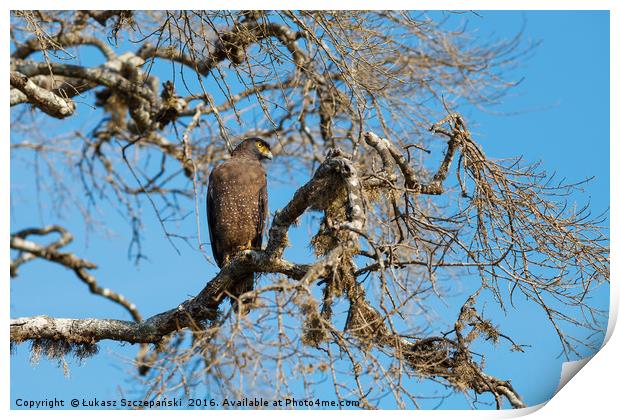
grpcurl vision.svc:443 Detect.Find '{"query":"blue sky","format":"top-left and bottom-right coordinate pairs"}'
top-left (9, 11), bottom-right (609, 409)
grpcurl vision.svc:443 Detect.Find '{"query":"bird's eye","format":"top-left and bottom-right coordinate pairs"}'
top-left (256, 141), bottom-right (268, 153)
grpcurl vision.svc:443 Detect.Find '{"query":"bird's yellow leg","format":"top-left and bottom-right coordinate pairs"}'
top-left (237, 240), bottom-right (254, 252)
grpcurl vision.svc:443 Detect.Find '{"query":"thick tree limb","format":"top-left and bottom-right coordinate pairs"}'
top-left (11, 30), bottom-right (117, 60)
top-left (81, 10), bottom-right (132, 27)
top-left (364, 130), bottom-right (460, 195)
top-left (10, 252), bottom-right (308, 344)
top-left (266, 149), bottom-right (358, 257)
top-left (12, 60), bottom-right (157, 104)
top-left (10, 71), bottom-right (76, 118)
top-left (10, 75), bottom-right (97, 107)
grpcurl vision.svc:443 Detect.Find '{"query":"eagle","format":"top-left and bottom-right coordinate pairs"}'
top-left (207, 137), bottom-right (272, 312)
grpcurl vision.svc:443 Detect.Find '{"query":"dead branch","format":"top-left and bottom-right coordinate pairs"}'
top-left (10, 71), bottom-right (76, 118)
top-left (10, 225), bottom-right (141, 322)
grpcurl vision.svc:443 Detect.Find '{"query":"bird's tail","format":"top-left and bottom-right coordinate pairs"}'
top-left (229, 274), bottom-right (255, 315)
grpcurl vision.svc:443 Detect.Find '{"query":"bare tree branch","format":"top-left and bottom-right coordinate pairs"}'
top-left (10, 71), bottom-right (76, 118)
top-left (10, 225), bottom-right (141, 322)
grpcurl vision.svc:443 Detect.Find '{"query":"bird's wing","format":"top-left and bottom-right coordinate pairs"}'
top-left (206, 169), bottom-right (223, 266)
top-left (254, 177), bottom-right (268, 249)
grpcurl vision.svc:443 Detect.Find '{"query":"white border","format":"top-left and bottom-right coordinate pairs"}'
top-left (3, 2), bottom-right (617, 419)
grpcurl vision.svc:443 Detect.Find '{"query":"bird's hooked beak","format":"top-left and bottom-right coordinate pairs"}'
top-left (263, 150), bottom-right (273, 160)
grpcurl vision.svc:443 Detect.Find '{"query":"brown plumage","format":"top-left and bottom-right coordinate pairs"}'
top-left (207, 138), bottom-right (272, 312)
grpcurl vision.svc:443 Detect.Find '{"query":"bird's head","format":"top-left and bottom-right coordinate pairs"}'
top-left (231, 137), bottom-right (273, 161)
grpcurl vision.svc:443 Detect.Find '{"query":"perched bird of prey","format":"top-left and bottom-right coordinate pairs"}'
top-left (207, 137), bottom-right (272, 312)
